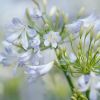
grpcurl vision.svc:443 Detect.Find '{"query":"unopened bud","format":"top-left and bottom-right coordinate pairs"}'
top-left (49, 6), bottom-right (57, 16)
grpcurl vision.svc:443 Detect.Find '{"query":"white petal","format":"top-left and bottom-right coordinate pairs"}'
top-left (52, 42), bottom-right (57, 48)
top-left (28, 61), bottom-right (54, 71)
top-left (81, 14), bottom-right (97, 28)
top-left (21, 33), bottom-right (28, 50)
top-left (25, 69), bottom-right (37, 75)
top-left (34, 35), bottom-right (40, 46)
top-left (94, 20), bottom-right (100, 33)
top-left (0, 55), bottom-right (4, 62)
top-left (69, 53), bottom-right (77, 63)
top-left (95, 82), bottom-right (100, 90)
top-left (78, 75), bottom-right (90, 92)
top-left (27, 29), bottom-right (37, 37)
top-left (44, 40), bottom-right (50, 46)
top-left (19, 50), bottom-right (32, 62)
top-left (25, 61), bottom-right (54, 80)
top-left (2, 41), bottom-right (12, 47)
top-left (36, 51), bottom-right (42, 58)
top-left (12, 18), bottom-right (23, 25)
top-left (89, 89), bottom-right (98, 100)
top-left (39, 61), bottom-right (53, 75)
top-left (6, 32), bottom-right (20, 42)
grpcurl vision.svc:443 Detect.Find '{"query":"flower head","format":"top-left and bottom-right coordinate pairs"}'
top-left (44, 31), bottom-right (61, 48)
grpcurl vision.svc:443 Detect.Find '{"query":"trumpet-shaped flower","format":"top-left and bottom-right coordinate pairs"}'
top-left (78, 72), bottom-right (100, 100)
top-left (44, 31), bottom-right (61, 48)
top-left (6, 18), bottom-right (37, 50)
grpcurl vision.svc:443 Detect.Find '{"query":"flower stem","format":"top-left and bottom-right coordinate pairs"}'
top-left (86, 90), bottom-right (90, 99)
top-left (63, 71), bottom-right (74, 92)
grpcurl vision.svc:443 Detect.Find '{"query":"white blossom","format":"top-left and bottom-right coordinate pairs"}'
top-left (0, 45), bottom-right (32, 74)
top-left (44, 31), bottom-right (61, 48)
top-left (78, 72), bottom-right (100, 100)
top-left (6, 18), bottom-right (37, 50)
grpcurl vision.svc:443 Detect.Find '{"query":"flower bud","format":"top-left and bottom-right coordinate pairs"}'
top-left (49, 6), bottom-right (57, 16)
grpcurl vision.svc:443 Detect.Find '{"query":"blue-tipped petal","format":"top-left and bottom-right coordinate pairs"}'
top-left (12, 18), bottom-right (23, 25)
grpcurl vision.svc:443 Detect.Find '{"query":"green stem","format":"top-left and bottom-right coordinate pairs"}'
top-left (86, 90), bottom-right (90, 100)
top-left (63, 71), bottom-right (74, 92)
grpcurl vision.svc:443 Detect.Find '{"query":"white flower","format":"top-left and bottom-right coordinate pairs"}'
top-left (66, 14), bottom-right (99, 34)
top-left (44, 31), bottom-right (61, 48)
top-left (6, 18), bottom-right (37, 50)
top-left (78, 72), bottom-right (100, 100)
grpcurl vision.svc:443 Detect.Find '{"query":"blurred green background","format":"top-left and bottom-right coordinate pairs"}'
top-left (0, 0), bottom-right (100, 100)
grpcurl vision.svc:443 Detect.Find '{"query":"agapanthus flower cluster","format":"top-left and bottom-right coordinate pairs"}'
top-left (56, 14), bottom-right (100, 99)
top-left (0, 11), bottom-right (57, 80)
top-left (0, 0), bottom-right (100, 100)
top-left (0, 1), bottom-right (66, 81)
